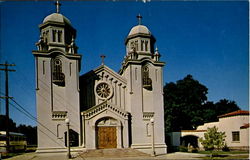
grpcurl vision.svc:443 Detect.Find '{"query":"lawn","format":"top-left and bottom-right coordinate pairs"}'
top-left (198, 150), bottom-right (249, 159)
top-left (198, 150), bottom-right (249, 155)
top-left (200, 155), bottom-right (249, 159)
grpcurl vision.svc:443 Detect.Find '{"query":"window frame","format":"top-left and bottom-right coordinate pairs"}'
top-left (232, 131), bottom-right (240, 142)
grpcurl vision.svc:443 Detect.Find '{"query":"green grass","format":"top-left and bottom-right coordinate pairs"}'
top-left (198, 150), bottom-right (249, 159)
top-left (200, 155), bottom-right (249, 159)
top-left (198, 150), bottom-right (249, 155)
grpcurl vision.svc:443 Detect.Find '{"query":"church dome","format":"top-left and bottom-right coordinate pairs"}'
top-left (43, 13), bottom-right (71, 25)
top-left (128, 25), bottom-right (151, 36)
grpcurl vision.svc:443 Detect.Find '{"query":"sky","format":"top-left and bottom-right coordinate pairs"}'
top-left (0, 1), bottom-right (249, 127)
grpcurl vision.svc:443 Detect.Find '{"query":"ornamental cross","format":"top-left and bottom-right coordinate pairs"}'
top-left (100, 54), bottom-right (106, 65)
top-left (137, 14), bottom-right (142, 25)
top-left (55, 0), bottom-right (61, 13)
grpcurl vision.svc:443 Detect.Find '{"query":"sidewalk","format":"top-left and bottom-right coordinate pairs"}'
top-left (5, 152), bottom-right (208, 160)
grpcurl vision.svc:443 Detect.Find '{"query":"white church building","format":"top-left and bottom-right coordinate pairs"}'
top-left (32, 3), bottom-right (167, 154)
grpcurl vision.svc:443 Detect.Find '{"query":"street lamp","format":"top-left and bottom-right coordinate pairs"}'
top-left (150, 118), bottom-right (155, 156)
top-left (65, 118), bottom-right (71, 159)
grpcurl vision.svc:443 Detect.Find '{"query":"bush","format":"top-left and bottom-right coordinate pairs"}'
top-left (222, 144), bottom-right (230, 152)
top-left (191, 148), bottom-right (198, 153)
top-left (179, 145), bottom-right (188, 152)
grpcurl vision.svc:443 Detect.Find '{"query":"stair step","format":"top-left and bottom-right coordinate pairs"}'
top-left (79, 148), bottom-right (150, 158)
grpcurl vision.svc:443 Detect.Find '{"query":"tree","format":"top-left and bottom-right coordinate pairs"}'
top-left (0, 115), bottom-right (37, 145)
top-left (201, 101), bottom-right (218, 123)
top-left (214, 99), bottom-right (240, 117)
top-left (201, 99), bottom-right (240, 123)
top-left (164, 75), bottom-right (208, 132)
top-left (17, 124), bottom-right (37, 145)
top-left (199, 126), bottom-right (226, 157)
top-left (0, 115), bottom-right (17, 132)
top-left (164, 74), bottom-right (241, 133)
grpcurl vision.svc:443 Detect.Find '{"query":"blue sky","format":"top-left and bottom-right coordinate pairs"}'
top-left (0, 1), bottom-right (249, 126)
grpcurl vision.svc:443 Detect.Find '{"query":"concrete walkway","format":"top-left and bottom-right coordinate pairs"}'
top-left (4, 151), bottom-right (208, 160)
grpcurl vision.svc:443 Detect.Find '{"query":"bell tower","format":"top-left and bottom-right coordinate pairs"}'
top-left (120, 15), bottom-right (167, 154)
top-left (32, 1), bottom-right (82, 152)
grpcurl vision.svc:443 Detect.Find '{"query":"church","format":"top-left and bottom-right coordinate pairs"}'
top-left (32, 2), bottom-right (167, 155)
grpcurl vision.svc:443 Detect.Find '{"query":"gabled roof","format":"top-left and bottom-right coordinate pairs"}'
top-left (218, 110), bottom-right (249, 118)
top-left (81, 101), bottom-right (129, 120)
top-left (81, 65), bottom-right (127, 84)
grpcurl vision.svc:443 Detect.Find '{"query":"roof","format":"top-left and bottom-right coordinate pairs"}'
top-left (240, 123), bottom-right (249, 129)
top-left (218, 110), bottom-right (249, 118)
top-left (128, 25), bottom-right (151, 36)
top-left (0, 131), bottom-right (25, 136)
top-left (181, 130), bottom-right (207, 132)
top-left (43, 13), bottom-right (71, 25)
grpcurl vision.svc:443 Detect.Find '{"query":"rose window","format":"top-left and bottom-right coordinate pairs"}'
top-left (95, 82), bottom-right (113, 99)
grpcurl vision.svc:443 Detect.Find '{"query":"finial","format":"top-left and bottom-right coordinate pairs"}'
top-left (100, 54), bottom-right (106, 65)
top-left (155, 46), bottom-right (159, 52)
top-left (155, 45), bottom-right (160, 55)
top-left (70, 36), bottom-right (75, 45)
top-left (136, 14), bottom-right (142, 25)
top-left (55, 0), bottom-right (61, 13)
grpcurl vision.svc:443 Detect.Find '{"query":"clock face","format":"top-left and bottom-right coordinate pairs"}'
top-left (95, 82), bottom-right (113, 99)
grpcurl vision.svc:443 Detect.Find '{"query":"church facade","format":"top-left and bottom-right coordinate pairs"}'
top-left (32, 5), bottom-right (167, 155)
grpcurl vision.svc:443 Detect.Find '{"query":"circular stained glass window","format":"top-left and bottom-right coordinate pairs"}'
top-left (95, 82), bottom-right (113, 99)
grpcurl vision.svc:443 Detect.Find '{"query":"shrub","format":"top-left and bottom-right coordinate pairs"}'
top-left (191, 148), bottom-right (198, 153)
top-left (199, 126), bottom-right (226, 151)
top-left (222, 144), bottom-right (230, 152)
top-left (179, 145), bottom-right (188, 152)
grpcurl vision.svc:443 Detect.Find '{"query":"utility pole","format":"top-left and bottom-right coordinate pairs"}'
top-left (0, 62), bottom-right (15, 153)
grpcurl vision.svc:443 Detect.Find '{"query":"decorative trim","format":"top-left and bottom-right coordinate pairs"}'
top-left (81, 101), bottom-right (129, 120)
top-left (94, 65), bottom-right (127, 84)
top-left (143, 112), bottom-right (154, 120)
top-left (52, 111), bottom-right (67, 120)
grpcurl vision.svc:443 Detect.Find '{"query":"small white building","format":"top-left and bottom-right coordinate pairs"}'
top-left (168, 110), bottom-right (249, 151)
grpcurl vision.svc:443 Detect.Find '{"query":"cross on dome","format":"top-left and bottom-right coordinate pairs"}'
top-left (55, 0), bottom-right (61, 13)
top-left (100, 54), bottom-right (106, 65)
top-left (137, 14), bottom-right (142, 25)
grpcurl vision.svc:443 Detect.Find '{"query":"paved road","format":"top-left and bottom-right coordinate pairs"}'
top-left (4, 152), bottom-right (208, 160)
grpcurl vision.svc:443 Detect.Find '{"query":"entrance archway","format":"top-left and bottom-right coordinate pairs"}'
top-left (181, 135), bottom-right (198, 148)
top-left (96, 117), bottom-right (118, 149)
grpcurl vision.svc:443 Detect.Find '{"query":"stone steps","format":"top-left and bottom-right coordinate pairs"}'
top-left (78, 148), bottom-right (150, 158)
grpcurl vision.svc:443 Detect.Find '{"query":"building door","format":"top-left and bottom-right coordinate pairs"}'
top-left (97, 126), bottom-right (117, 149)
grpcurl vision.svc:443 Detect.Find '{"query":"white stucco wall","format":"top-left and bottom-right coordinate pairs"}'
top-left (218, 115), bottom-right (249, 148)
top-left (169, 114), bottom-right (249, 150)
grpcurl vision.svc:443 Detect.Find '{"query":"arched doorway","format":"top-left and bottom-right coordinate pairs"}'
top-left (181, 135), bottom-right (198, 148)
top-left (96, 117), bottom-right (118, 149)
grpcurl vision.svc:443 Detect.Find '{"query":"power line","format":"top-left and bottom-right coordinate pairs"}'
top-left (9, 102), bottom-right (65, 147)
top-left (0, 92), bottom-right (64, 145)
top-left (9, 100), bottom-right (65, 147)
top-left (0, 62), bottom-right (16, 153)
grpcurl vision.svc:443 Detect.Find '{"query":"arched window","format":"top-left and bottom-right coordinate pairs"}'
top-left (52, 58), bottom-right (65, 86)
top-left (135, 40), bottom-right (138, 51)
top-left (52, 30), bottom-right (56, 42)
top-left (142, 66), bottom-right (152, 90)
top-left (141, 40), bottom-right (144, 51)
top-left (130, 41), bottom-right (134, 51)
top-left (145, 40), bottom-right (148, 51)
top-left (58, 30), bottom-right (62, 42)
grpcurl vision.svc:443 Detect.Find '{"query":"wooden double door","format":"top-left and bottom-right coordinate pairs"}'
top-left (97, 126), bottom-right (117, 149)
